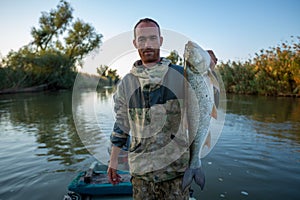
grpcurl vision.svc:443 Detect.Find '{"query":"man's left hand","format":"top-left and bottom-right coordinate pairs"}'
top-left (107, 167), bottom-right (121, 185)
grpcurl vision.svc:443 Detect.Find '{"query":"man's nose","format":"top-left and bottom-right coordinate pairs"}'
top-left (144, 38), bottom-right (153, 48)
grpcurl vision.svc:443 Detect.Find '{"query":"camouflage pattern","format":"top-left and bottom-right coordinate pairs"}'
top-left (111, 58), bottom-right (190, 182)
top-left (128, 98), bottom-right (190, 178)
top-left (131, 176), bottom-right (190, 200)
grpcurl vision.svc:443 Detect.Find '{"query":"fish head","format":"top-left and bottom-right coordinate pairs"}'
top-left (184, 41), bottom-right (211, 74)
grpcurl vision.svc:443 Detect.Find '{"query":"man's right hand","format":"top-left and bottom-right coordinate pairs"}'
top-left (107, 167), bottom-right (121, 185)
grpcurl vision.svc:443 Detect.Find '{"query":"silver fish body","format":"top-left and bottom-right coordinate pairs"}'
top-left (182, 41), bottom-right (215, 191)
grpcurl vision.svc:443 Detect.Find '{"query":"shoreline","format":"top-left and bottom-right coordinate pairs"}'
top-left (0, 84), bottom-right (49, 95)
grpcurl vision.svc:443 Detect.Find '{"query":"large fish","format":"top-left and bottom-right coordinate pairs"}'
top-left (182, 41), bottom-right (219, 191)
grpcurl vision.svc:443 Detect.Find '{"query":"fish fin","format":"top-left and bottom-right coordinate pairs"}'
top-left (182, 167), bottom-right (206, 191)
top-left (182, 167), bottom-right (194, 192)
top-left (194, 167), bottom-right (205, 190)
top-left (204, 131), bottom-right (211, 149)
top-left (211, 104), bottom-right (218, 119)
top-left (208, 70), bottom-right (220, 92)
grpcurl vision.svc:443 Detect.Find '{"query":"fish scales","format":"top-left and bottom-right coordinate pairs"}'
top-left (182, 41), bottom-right (215, 191)
top-left (186, 67), bottom-right (213, 167)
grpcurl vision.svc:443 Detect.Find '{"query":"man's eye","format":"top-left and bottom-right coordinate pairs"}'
top-left (138, 38), bottom-right (146, 42)
top-left (150, 36), bottom-right (157, 40)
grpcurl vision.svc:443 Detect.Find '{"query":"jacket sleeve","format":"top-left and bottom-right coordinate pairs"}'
top-left (110, 80), bottom-right (130, 149)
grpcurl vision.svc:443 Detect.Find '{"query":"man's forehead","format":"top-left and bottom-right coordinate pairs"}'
top-left (135, 27), bottom-right (160, 36)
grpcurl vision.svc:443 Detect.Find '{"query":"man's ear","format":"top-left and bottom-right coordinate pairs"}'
top-left (160, 36), bottom-right (163, 47)
top-left (133, 39), bottom-right (138, 49)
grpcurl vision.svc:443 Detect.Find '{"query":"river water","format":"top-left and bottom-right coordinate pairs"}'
top-left (0, 89), bottom-right (299, 200)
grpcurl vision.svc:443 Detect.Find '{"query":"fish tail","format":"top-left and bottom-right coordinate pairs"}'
top-left (182, 167), bottom-right (205, 192)
top-left (182, 168), bottom-right (193, 192)
top-left (194, 167), bottom-right (205, 190)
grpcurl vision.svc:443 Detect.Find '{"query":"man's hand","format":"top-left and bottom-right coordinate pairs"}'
top-left (108, 145), bottom-right (121, 184)
top-left (107, 167), bottom-right (121, 185)
top-left (207, 50), bottom-right (218, 65)
top-left (207, 50), bottom-right (218, 71)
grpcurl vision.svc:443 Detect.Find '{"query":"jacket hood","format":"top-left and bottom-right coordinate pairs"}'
top-left (130, 58), bottom-right (171, 91)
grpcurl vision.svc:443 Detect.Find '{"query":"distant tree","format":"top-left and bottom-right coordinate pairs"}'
top-left (97, 65), bottom-right (120, 85)
top-left (30, 0), bottom-right (102, 67)
top-left (64, 19), bottom-right (102, 66)
top-left (30, 0), bottom-right (73, 51)
top-left (97, 65), bottom-right (109, 77)
top-left (106, 68), bottom-right (120, 84)
top-left (0, 0), bottom-right (102, 90)
top-left (253, 36), bottom-right (300, 95)
top-left (218, 36), bottom-right (300, 95)
top-left (166, 50), bottom-right (183, 65)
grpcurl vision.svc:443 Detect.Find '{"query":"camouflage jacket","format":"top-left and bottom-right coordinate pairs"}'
top-left (110, 58), bottom-right (190, 182)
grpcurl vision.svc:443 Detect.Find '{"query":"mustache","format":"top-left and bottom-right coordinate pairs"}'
top-left (141, 48), bottom-right (157, 53)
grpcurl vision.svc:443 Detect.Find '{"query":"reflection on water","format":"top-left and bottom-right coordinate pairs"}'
top-left (0, 92), bottom-right (88, 166)
top-left (197, 94), bottom-right (300, 200)
top-left (72, 87), bottom-right (117, 166)
top-left (0, 91), bottom-right (299, 200)
top-left (0, 89), bottom-right (117, 200)
top-left (226, 94), bottom-right (300, 145)
top-left (227, 94), bottom-right (300, 122)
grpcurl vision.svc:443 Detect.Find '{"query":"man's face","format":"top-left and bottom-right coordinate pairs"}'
top-left (133, 22), bottom-right (163, 64)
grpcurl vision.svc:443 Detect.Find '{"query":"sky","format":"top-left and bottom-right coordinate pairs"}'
top-left (0, 0), bottom-right (299, 76)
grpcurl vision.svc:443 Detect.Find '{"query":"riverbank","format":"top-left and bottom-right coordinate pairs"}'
top-left (224, 92), bottom-right (300, 98)
top-left (0, 84), bottom-right (49, 95)
top-left (277, 93), bottom-right (300, 98)
top-left (1, 85), bottom-right (300, 98)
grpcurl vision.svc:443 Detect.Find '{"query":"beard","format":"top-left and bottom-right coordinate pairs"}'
top-left (138, 48), bottom-right (160, 64)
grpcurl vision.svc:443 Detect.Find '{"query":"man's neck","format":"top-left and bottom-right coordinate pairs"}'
top-left (143, 62), bottom-right (156, 68)
top-left (142, 58), bottom-right (161, 68)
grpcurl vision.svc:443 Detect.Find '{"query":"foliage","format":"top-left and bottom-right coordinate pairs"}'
top-left (0, 0), bottom-right (102, 91)
top-left (166, 50), bottom-right (183, 65)
top-left (30, 0), bottom-right (73, 51)
top-left (217, 60), bottom-right (257, 94)
top-left (64, 19), bottom-right (102, 65)
top-left (1, 47), bottom-right (76, 89)
top-left (97, 65), bottom-right (120, 85)
top-left (218, 36), bottom-right (300, 96)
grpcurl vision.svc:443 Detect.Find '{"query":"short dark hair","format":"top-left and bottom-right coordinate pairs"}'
top-left (134, 18), bottom-right (161, 38)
